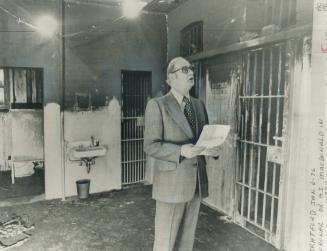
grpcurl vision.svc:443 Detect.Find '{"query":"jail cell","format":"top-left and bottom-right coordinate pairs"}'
top-left (121, 71), bottom-right (151, 185)
top-left (236, 43), bottom-right (288, 247)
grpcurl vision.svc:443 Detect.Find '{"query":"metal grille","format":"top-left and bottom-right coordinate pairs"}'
top-left (121, 70), bottom-right (151, 185)
top-left (180, 21), bottom-right (203, 56)
top-left (235, 43), bottom-right (288, 247)
top-left (264, 0), bottom-right (296, 28)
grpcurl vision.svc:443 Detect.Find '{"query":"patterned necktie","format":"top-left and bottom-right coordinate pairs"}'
top-left (183, 96), bottom-right (196, 136)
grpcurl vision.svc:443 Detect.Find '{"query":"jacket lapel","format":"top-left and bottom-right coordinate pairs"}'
top-left (164, 93), bottom-right (194, 139)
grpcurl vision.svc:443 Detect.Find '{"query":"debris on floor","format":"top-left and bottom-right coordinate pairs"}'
top-left (125, 201), bottom-right (134, 205)
top-left (0, 185), bottom-right (278, 251)
top-left (219, 215), bottom-right (233, 224)
top-left (0, 216), bottom-right (34, 250)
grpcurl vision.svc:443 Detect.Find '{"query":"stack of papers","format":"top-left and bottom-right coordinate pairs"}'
top-left (196, 125), bottom-right (231, 155)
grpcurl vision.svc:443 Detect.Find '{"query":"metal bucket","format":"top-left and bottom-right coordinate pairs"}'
top-left (76, 179), bottom-right (90, 199)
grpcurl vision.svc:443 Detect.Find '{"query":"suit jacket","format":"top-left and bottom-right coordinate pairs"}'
top-left (144, 92), bottom-right (209, 203)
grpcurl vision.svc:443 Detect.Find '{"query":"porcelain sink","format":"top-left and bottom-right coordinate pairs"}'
top-left (71, 145), bottom-right (107, 159)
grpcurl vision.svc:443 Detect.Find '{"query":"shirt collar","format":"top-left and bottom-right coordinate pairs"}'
top-left (170, 88), bottom-right (190, 106)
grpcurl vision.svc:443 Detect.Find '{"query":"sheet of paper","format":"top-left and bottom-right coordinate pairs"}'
top-left (195, 124), bottom-right (231, 155)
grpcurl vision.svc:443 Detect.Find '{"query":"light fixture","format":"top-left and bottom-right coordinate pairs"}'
top-left (123, 0), bottom-right (147, 19)
top-left (35, 15), bottom-right (57, 37)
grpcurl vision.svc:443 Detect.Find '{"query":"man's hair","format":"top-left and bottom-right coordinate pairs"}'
top-left (166, 57), bottom-right (187, 81)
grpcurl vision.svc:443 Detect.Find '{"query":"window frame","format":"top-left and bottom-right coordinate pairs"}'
top-left (263, 0), bottom-right (297, 28)
top-left (0, 69), bottom-right (6, 110)
top-left (180, 20), bottom-right (203, 57)
top-left (0, 67), bottom-right (43, 110)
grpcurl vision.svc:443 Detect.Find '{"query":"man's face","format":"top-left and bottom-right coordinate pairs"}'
top-left (168, 59), bottom-right (194, 96)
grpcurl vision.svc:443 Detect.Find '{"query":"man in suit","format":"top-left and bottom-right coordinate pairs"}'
top-left (144, 57), bottom-right (219, 251)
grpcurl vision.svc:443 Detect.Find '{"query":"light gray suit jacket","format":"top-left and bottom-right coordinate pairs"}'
top-left (144, 92), bottom-right (208, 203)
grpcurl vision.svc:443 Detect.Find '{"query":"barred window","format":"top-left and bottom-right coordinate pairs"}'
top-left (180, 21), bottom-right (203, 56)
top-left (0, 68), bottom-right (43, 109)
top-left (244, 0), bottom-right (297, 35)
top-left (0, 70), bottom-right (4, 108)
top-left (264, 0), bottom-right (296, 28)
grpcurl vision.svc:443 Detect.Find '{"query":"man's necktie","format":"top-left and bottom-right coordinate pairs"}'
top-left (183, 96), bottom-right (196, 137)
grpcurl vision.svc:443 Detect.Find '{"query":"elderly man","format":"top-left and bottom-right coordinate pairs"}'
top-left (144, 57), bottom-right (219, 251)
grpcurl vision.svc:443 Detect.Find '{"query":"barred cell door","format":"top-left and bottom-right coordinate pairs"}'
top-left (121, 70), bottom-right (151, 185)
top-left (235, 43), bottom-right (290, 248)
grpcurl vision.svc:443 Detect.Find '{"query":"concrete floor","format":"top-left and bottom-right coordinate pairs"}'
top-left (0, 185), bottom-right (278, 251)
top-left (0, 170), bottom-right (44, 199)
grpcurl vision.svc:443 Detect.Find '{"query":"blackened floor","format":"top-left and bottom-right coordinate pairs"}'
top-left (0, 185), bottom-right (278, 251)
top-left (0, 170), bottom-right (44, 200)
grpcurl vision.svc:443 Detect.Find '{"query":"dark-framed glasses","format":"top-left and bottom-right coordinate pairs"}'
top-left (171, 65), bottom-right (195, 74)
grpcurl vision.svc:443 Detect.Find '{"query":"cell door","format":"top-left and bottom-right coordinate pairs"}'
top-left (235, 43), bottom-right (289, 248)
top-left (121, 70), bottom-right (151, 185)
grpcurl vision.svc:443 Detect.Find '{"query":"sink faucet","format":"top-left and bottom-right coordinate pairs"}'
top-left (91, 136), bottom-right (99, 146)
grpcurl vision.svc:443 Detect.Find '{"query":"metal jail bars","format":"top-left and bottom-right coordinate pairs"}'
top-left (263, 0), bottom-right (296, 28)
top-left (121, 70), bottom-right (151, 185)
top-left (235, 43), bottom-right (288, 248)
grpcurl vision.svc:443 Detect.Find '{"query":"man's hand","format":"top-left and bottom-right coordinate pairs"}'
top-left (205, 146), bottom-right (221, 158)
top-left (181, 144), bottom-right (205, 159)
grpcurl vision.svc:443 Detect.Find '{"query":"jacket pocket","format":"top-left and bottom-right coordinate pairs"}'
top-left (155, 158), bottom-right (177, 171)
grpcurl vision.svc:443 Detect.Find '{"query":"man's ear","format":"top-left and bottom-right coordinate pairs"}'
top-left (166, 74), bottom-right (173, 85)
top-left (168, 73), bottom-right (176, 81)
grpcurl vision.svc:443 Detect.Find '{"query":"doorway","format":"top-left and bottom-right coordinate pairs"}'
top-left (235, 43), bottom-right (289, 248)
top-left (0, 67), bottom-right (44, 200)
top-left (121, 70), bottom-right (151, 185)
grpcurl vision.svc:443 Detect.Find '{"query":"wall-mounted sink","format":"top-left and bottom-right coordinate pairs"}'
top-left (68, 140), bottom-right (107, 173)
top-left (72, 145), bottom-right (106, 159)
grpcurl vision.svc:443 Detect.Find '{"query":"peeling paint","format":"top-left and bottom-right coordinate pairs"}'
top-left (11, 110), bottom-right (44, 159)
top-left (203, 54), bottom-right (240, 216)
top-left (63, 98), bottom-right (121, 197)
top-left (0, 110), bottom-right (43, 172)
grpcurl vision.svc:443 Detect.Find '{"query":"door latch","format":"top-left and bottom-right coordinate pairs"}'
top-left (266, 146), bottom-right (283, 164)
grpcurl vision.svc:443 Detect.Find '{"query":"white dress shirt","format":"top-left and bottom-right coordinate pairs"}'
top-left (170, 88), bottom-right (190, 112)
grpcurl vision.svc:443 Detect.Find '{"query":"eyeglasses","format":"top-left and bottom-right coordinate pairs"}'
top-left (171, 65), bottom-right (194, 74)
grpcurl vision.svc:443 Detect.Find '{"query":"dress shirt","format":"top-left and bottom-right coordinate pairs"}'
top-left (170, 88), bottom-right (190, 112)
